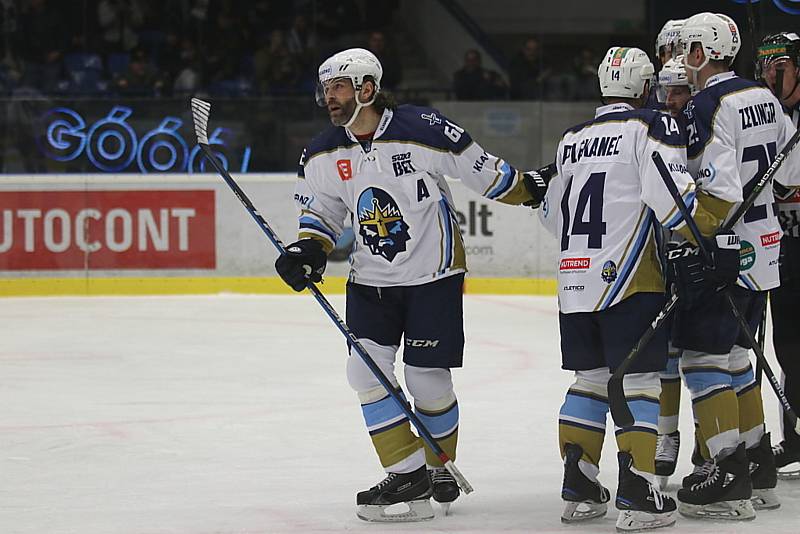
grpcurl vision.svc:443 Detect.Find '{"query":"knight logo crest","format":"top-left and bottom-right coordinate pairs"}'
top-left (601, 260), bottom-right (618, 284)
top-left (357, 187), bottom-right (411, 261)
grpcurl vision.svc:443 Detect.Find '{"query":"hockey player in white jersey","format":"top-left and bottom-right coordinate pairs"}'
top-left (673, 12), bottom-right (800, 518)
top-left (274, 48), bottom-right (549, 522)
top-left (757, 31), bottom-right (800, 480)
top-left (648, 20), bottom-right (685, 111)
top-left (653, 56), bottom-right (693, 487)
top-left (538, 46), bottom-right (739, 532)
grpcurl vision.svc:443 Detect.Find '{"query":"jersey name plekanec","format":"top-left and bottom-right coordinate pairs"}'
top-left (540, 102), bottom-right (695, 314)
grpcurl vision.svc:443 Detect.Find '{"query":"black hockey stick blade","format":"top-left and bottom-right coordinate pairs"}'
top-left (608, 294), bottom-right (679, 427)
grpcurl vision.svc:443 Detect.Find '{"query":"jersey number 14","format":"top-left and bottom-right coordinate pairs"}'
top-left (560, 172), bottom-right (608, 251)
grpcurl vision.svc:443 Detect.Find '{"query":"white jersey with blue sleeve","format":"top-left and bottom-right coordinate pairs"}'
top-left (685, 72), bottom-right (800, 291)
top-left (294, 104), bottom-right (535, 287)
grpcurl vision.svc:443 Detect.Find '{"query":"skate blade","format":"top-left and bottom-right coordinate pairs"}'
top-left (656, 476), bottom-right (670, 491)
top-left (678, 499), bottom-right (756, 521)
top-left (561, 501), bottom-right (607, 523)
top-left (356, 499), bottom-right (435, 522)
top-left (440, 502), bottom-right (452, 516)
top-left (615, 509), bottom-right (676, 533)
top-left (751, 488), bottom-right (781, 510)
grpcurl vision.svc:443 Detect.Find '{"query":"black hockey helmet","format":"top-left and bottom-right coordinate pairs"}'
top-left (756, 32), bottom-right (800, 80)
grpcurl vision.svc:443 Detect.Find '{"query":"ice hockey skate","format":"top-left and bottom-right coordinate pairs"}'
top-left (655, 431), bottom-right (680, 489)
top-left (560, 443), bottom-right (610, 523)
top-left (428, 467), bottom-right (459, 515)
top-left (681, 445), bottom-right (714, 489)
top-left (615, 451), bottom-right (677, 532)
top-left (748, 433), bottom-right (780, 510)
top-left (773, 440), bottom-right (800, 480)
top-left (356, 465), bottom-right (434, 522)
top-left (677, 443), bottom-right (756, 520)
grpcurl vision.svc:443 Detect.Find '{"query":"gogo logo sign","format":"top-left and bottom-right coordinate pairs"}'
top-left (36, 106), bottom-right (251, 173)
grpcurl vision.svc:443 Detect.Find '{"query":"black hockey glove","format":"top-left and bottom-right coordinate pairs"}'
top-left (522, 162), bottom-right (555, 208)
top-left (666, 230), bottom-right (740, 306)
top-left (275, 239), bottom-right (327, 292)
top-left (666, 240), bottom-right (705, 306)
top-left (703, 230), bottom-right (740, 289)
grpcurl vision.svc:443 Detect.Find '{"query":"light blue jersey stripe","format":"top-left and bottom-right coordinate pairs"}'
top-left (362, 394), bottom-right (405, 428)
top-left (487, 162), bottom-right (515, 199)
top-left (416, 403), bottom-right (459, 437)
top-left (561, 392), bottom-right (609, 426)
top-left (601, 210), bottom-right (654, 309)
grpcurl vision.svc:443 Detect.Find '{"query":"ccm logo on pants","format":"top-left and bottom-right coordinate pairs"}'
top-left (406, 339), bottom-right (440, 348)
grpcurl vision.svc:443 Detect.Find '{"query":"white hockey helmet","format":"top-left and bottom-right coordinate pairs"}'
top-left (656, 19), bottom-right (685, 60)
top-left (656, 56), bottom-right (690, 102)
top-left (679, 12), bottom-right (741, 71)
top-left (316, 48), bottom-right (383, 107)
top-left (598, 47), bottom-right (655, 99)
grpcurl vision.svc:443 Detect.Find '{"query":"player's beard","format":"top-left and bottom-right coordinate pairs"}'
top-left (328, 97), bottom-right (357, 127)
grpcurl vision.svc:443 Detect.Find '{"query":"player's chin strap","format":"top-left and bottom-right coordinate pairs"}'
top-left (343, 91), bottom-right (377, 129)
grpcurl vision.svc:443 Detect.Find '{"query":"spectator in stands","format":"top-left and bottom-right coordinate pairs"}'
top-left (286, 13), bottom-right (317, 71)
top-left (204, 0), bottom-right (246, 86)
top-left (453, 49), bottom-right (507, 101)
top-left (18, 0), bottom-right (66, 92)
top-left (97, 0), bottom-right (144, 52)
top-left (509, 37), bottom-right (546, 100)
top-left (254, 29), bottom-right (299, 95)
top-left (366, 30), bottom-right (402, 90)
top-left (172, 38), bottom-right (201, 95)
top-left (572, 47), bottom-right (600, 100)
top-left (114, 47), bottom-right (164, 96)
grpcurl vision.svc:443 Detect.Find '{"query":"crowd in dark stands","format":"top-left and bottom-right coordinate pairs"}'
top-left (0, 0), bottom-right (601, 101)
top-left (0, 0), bottom-right (402, 98)
top-left (454, 38), bottom-right (602, 101)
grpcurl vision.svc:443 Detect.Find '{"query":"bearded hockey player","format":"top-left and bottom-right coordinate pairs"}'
top-left (757, 31), bottom-right (800, 480)
top-left (274, 48), bottom-right (548, 522)
top-left (538, 45), bottom-right (738, 532)
top-left (674, 12), bottom-right (800, 518)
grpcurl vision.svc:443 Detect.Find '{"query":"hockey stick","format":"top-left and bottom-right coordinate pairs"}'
top-left (189, 98), bottom-right (474, 494)
top-left (755, 297), bottom-right (767, 387)
top-left (650, 151), bottom-right (800, 434)
top-left (608, 130), bottom-right (800, 427)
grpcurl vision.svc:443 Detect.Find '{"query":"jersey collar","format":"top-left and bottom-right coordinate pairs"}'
top-left (344, 108), bottom-right (394, 143)
top-left (595, 102), bottom-right (634, 117)
top-left (704, 71), bottom-right (737, 89)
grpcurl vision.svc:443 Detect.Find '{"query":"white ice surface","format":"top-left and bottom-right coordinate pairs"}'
top-left (1, 294), bottom-right (799, 534)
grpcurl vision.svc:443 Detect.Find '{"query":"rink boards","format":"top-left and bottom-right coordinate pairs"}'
top-left (0, 174), bottom-right (559, 296)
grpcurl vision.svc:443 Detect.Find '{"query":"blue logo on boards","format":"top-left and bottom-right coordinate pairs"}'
top-left (36, 106), bottom-right (251, 173)
top-left (356, 187), bottom-right (410, 262)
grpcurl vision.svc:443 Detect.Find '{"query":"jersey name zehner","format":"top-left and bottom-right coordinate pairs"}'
top-left (540, 103), bottom-right (695, 314)
top-left (685, 72), bottom-right (800, 291)
top-left (294, 105), bottom-right (531, 287)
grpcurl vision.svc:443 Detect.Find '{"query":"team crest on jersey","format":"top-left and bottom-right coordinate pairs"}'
top-left (357, 187), bottom-right (410, 261)
top-left (601, 260), bottom-right (618, 284)
top-left (337, 159), bottom-right (353, 181)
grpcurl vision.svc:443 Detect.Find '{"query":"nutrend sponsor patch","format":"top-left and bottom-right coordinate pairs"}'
top-left (560, 257), bottom-right (590, 271)
top-left (760, 231), bottom-right (781, 247)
